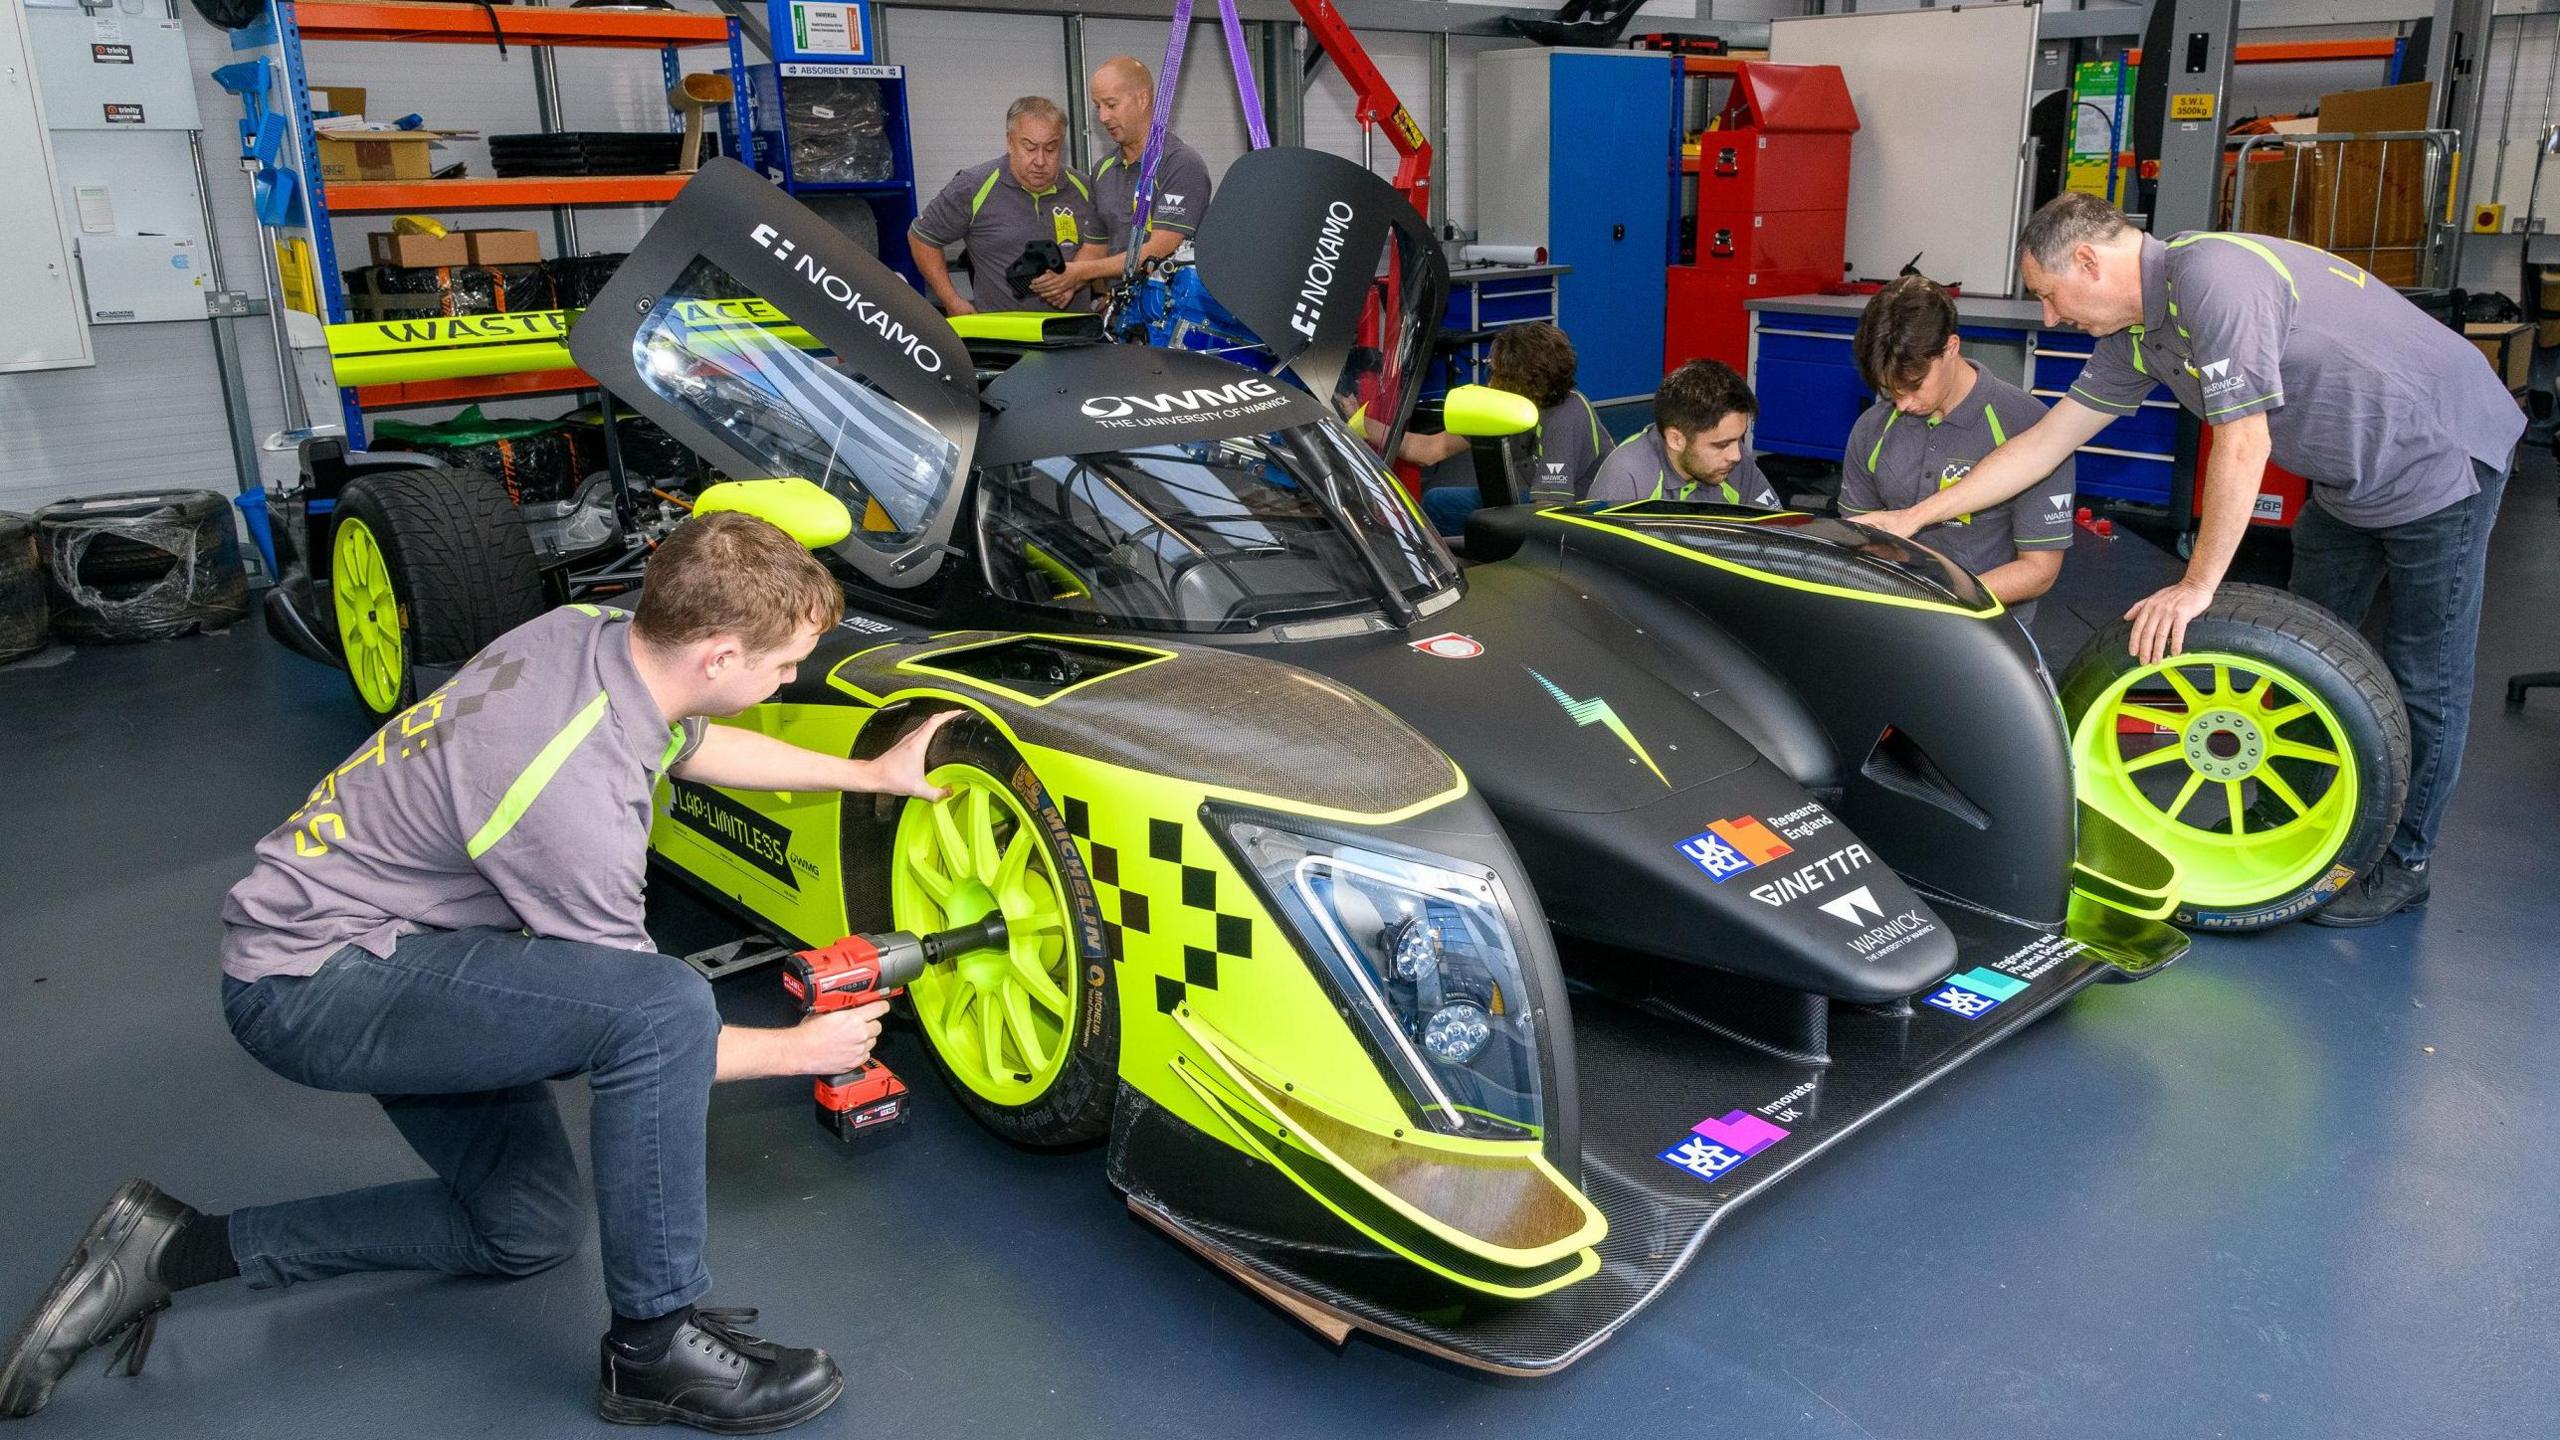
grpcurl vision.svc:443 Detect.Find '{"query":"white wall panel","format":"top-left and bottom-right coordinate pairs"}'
top-left (879, 5), bottom-right (1071, 210)
top-left (1079, 16), bottom-right (1257, 186)
top-left (1302, 26), bottom-right (1430, 190)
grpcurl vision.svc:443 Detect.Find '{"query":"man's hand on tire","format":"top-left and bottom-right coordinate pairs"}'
top-left (867, 710), bottom-right (959, 800)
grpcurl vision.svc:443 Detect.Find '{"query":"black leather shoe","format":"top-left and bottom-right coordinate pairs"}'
top-left (2307, 859), bottom-right (2431, 928)
top-left (597, 1308), bottom-right (843, 1434)
top-left (0, 1179), bottom-right (194, 1418)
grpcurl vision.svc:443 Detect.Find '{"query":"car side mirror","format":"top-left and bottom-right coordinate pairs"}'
top-left (1442, 384), bottom-right (1538, 439)
top-left (693, 477), bottom-right (854, 549)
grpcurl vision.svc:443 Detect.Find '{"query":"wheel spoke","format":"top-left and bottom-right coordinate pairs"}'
top-left (995, 827), bottom-right (1035, 893)
top-left (1009, 944), bottom-right (1069, 1015)
top-left (2161, 665), bottom-right (2208, 710)
top-left (968, 787), bottom-right (1000, 875)
top-left (1001, 987), bottom-right (1051, 1074)
top-left (2258, 767), bottom-right (2315, 819)
top-left (931, 799), bottom-right (971, 878)
top-left (2242, 675), bottom-right (2275, 709)
top-left (978, 994), bottom-right (1012, 1078)
top-left (2225, 781), bottom-right (2249, 836)
top-left (2167, 771), bottom-right (2207, 823)
top-left (906, 855), bottom-right (956, 904)
top-left (2267, 740), bottom-right (2344, 767)
top-left (2117, 703), bottom-right (2191, 731)
top-left (2125, 744), bottom-right (2189, 773)
top-left (1008, 893), bottom-right (1064, 935)
top-left (2259, 702), bottom-right (2314, 728)
top-left (2208, 664), bottom-right (2234, 703)
top-left (940, 977), bottom-right (973, 1037)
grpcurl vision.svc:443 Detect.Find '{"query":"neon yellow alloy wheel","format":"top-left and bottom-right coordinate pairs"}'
top-left (332, 517), bottom-right (405, 714)
top-left (2071, 651), bottom-right (2362, 911)
top-left (891, 764), bottom-right (1077, 1106)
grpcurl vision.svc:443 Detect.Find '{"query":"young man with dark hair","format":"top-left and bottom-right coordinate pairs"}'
top-left (2, 513), bottom-right (953, 1432)
top-left (1584, 359), bottom-right (1779, 507)
top-left (1407, 323), bottom-right (1610, 534)
top-left (1860, 191), bottom-right (2521, 924)
top-left (1840, 275), bottom-right (2075, 623)
top-left (909, 95), bottom-right (1106, 316)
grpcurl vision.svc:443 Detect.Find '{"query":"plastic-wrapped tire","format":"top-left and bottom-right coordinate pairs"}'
top-left (34, 490), bottom-right (250, 646)
top-left (851, 709), bottom-right (1118, 1148)
top-left (0, 513), bottom-right (48, 664)
top-left (328, 467), bottom-right (546, 721)
top-left (2059, 583), bottom-right (2409, 931)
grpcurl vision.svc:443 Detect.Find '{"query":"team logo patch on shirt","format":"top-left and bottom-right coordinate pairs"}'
top-left (1051, 207), bottom-right (1079, 245)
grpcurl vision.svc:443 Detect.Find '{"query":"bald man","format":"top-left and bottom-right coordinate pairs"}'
top-left (1031, 55), bottom-right (1213, 307)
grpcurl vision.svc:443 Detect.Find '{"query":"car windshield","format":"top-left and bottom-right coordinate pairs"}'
top-left (631, 255), bottom-right (960, 549)
top-left (977, 421), bottom-right (1459, 633)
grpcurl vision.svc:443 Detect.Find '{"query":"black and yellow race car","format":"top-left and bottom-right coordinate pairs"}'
top-left (259, 151), bottom-right (2406, 1373)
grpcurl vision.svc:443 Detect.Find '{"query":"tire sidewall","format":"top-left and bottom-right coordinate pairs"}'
top-left (2060, 593), bottom-right (2404, 931)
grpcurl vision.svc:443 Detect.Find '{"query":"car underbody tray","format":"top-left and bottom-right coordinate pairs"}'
top-left (1123, 897), bottom-right (2139, 1375)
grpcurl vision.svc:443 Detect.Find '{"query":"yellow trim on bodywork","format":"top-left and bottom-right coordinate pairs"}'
top-left (948, 311), bottom-right (1089, 344)
top-left (892, 633), bottom-right (1178, 707)
top-left (693, 477), bottom-right (854, 549)
top-left (1551, 509), bottom-right (2006, 618)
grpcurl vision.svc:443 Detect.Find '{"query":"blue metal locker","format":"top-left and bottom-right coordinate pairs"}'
top-left (1547, 52), bottom-right (1675, 405)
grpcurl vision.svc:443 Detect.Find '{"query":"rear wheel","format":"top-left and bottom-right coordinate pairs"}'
top-left (2060, 583), bottom-right (2407, 930)
top-left (886, 714), bottom-right (1116, 1146)
top-left (328, 467), bottom-right (545, 721)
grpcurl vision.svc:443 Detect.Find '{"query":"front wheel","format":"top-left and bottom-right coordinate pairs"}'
top-left (2059, 583), bottom-right (2408, 930)
top-left (885, 714), bottom-right (1116, 1146)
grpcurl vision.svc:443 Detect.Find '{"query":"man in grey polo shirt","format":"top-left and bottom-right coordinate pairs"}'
top-left (908, 95), bottom-right (1106, 316)
top-left (1862, 194), bottom-right (2521, 924)
top-left (1840, 275), bottom-right (2074, 624)
top-left (1585, 359), bottom-right (1780, 508)
top-left (1030, 55), bottom-right (1214, 309)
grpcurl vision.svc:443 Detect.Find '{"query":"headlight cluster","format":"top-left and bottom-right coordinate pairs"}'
top-left (1223, 818), bottom-right (1545, 1143)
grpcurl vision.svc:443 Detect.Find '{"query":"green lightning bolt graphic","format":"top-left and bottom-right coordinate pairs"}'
top-left (1525, 668), bottom-right (1670, 787)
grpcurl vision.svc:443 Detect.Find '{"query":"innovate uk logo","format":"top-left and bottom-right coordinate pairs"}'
top-left (1658, 1110), bottom-right (1791, 1184)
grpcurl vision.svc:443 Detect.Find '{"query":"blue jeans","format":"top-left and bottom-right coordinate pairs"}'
top-left (2287, 457), bottom-right (2509, 865)
top-left (221, 926), bottom-right (721, 1319)
top-left (1422, 485), bottom-right (1483, 538)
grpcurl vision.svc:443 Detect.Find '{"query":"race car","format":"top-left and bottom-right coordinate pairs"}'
top-left (267, 151), bottom-right (2407, 1372)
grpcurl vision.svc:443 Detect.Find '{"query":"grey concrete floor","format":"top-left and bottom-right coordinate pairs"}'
top-left (2, 463), bottom-right (2555, 1440)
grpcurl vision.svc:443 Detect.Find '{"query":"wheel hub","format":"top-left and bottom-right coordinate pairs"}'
top-left (2181, 710), bottom-right (2263, 780)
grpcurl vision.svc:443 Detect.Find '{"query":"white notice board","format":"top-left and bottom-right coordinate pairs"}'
top-left (1770, 4), bottom-right (2040, 297)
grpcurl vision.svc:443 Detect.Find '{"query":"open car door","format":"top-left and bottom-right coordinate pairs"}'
top-left (566, 158), bottom-right (980, 588)
top-left (1190, 147), bottom-right (1449, 470)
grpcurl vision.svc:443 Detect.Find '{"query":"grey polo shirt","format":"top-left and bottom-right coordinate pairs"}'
top-left (911, 157), bottom-right (1106, 313)
top-left (1585, 424), bottom-right (1780, 508)
top-left (1839, 360), bottom-right (2075, 579)
top-left (219, 606), bottom-right (706, 982)
top-left (1092, 133), bottom-right (1214, 254)
top-left (1533, 391), bottom-right (1608, 500)
top-left (2068, 231), bottom-right (2522, 529)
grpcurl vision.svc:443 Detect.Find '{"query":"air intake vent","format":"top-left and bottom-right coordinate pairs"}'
top-left (905, 637), bottom-right (1166, 699)
top-left (1860, 726), bottom-right (1992, 830)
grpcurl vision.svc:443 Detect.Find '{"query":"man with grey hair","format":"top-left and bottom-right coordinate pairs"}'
top-left (1029, 55), bottom-right (1214, 307)
top-left (1861, 191), bottom-right (2521, 926)
top-left (909, 95), bottom-right (1106, 315)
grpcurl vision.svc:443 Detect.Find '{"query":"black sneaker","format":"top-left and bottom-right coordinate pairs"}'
top-left (0, 1179), bottom-right (193, 1418)
top-left (2307, 859), bottom-right (2431, 928)
top-left (597, 1308), bottom-right (843, 1434)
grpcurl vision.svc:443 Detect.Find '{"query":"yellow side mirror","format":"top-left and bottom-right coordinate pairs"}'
top-left (692, 477), bottom-right (854, 549)
top-left (1442, 384), bottom-right (1538, 439)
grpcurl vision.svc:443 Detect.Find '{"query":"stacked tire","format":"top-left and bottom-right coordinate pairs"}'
top-left (0, 513), bottom-right (47, 664)
top-left (33, 490), bottom-right (250, 645)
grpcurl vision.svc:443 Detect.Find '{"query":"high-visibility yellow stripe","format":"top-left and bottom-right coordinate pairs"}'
top-left (1868, 408), bottom-right (1899, 472)
top-left (466, 690), bottom-right (611, 859)
top-left (2167, 232), bottom-right (2300, 299)
top-left (1985, 405), bottom-right (2008, 447)
top-left (967, 167), bottom-right (1004, 217)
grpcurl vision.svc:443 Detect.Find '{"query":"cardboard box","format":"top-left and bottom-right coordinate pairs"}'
top-left (368, 229), bottom-right (468, 267)
top-left (2538, 267), bottom-right (2560, 312)
top-left (315, 132), bottom-right (442, 183)
top-left (311, 84), bottom-right (367, 118)
top-left (459, 229), bottom-right (542, 266)
top-left (2304, 82), bottom-right (2432, 279)
top-left (2465, 321), bottom-right (2532, 392)
top-left (2538, 317), bottom-right (2560, 350)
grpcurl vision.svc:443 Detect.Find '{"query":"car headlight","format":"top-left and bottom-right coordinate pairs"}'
top-left (1221, 816), bottom-right (1546, 1143)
